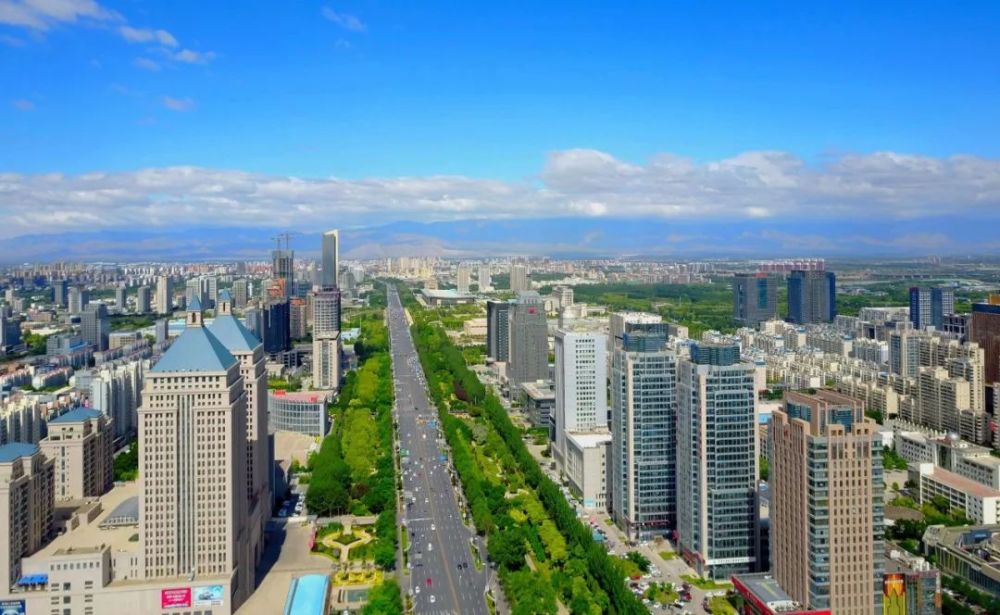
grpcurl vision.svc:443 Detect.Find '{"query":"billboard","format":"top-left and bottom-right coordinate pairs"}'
top-left (883, 573), bottom-right (907, 615)
top-left (194, 584), bottom-right (225, 606)
top-left (161, 587), bottom-right (192, 609)
top-left (0, 600), bottom-right (25, 615)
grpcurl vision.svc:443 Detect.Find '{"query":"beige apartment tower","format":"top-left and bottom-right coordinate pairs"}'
top-left (40, 407), bottom-right (113, 500)
top-left (139, 297), bottom-right (254, 605)
top-left (0, 443), bottom-right (54, 588)
top-left (770, 390), bottom-right (883, 614)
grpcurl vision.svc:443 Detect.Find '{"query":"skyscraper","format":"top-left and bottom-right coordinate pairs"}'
top-left (80, 302), bottom-right (109, 351)
top-left (115, 285), bottom-right (127, 312)
top-left (186, 277), bottom-right (206, 308)
top-left (140, 298), bottom-right (254, 605)
top-left (53, 279), bottom-right (68, 308)
top-left (787, 270), bottom-right (837, 324)
top-left (312, 286), bottom-right (342, 392)
top-left (207, 290), bottom-right (271, 569)
top-left (677, 342), bottom-right (759, 579)
top-left (486, 300), bottom-right (511, 362)
top-left (289, 297), bottom-right (307, 339)
top-left (508, 293), bottom-right (549, 388)
top-left (155, 274), bottom-right (172, 315)
top-left (972, 295), bottom-right (1000, 394)
top-left (0, 443), bottom-right (54, 588)
top-left (68, 285), bottom-right (88, 314)
top-left (611, 326), bottom-right (677, 540)
top-left (232, 278), bottom-right (249, 309)
top-left (263, 300), bottom-right (291, 354)
top-left (272, 248), bottom-right (294, 300)
top-left (478, 264), bottom-right (492, 292)
top-left (909, 286), bottom-right (956, 330)
top-left (456, 263), bottom-right (471, 294)
top-left (136, 285), bottom-right (151, 314)
top-left (733, 273), bottom-right (778, 325)
top-left (510, 263), bottom-right (529, 292)
top-left (553, 329), bottom-right (608, 463)
top-left (321, 229), bottom-right (339, 289)
top-left (771, 390), bottom-right (883, 613)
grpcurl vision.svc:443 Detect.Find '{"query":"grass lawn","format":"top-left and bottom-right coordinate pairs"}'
top-left (644, 583), bottom-right (679, 605)
top-left (681, 574), bottom-right (733, 591)
top-left (604, 518), bottom-right (615, 527)
top-left (708, 596), bottom-right (737, 614)
top-left (658, 550), bottom-right (678, 560)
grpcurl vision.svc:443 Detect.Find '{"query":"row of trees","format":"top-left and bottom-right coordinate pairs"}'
top-left (404, 287), bottom-right (646, 615)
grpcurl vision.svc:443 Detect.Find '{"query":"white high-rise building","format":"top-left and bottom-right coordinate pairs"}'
top-left (155, 275), bottom-right (172, 315)
top-left (510, 263), bottom-right (529, 292)
top-left (478, 264), bottom-right (492, 292)
top-left (139, 297), bottom-right (254, 605)
top-left (312, 284), bottom-right (341, 392)
top-left (553, 329), bottom-right (608, 464)
top-left (322, 229), bottom-right (340, 289)
top-left (456, 263), bottom-right (472, 294)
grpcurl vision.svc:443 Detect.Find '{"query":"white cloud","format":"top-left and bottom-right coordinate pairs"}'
top-left (132, 57), bottom-right (160, 71)
top-left (321, 7), bottom-right (366, 32)
top-left (119, 25), bottom-right (177, 47)
top-left (0, 150), bottom-right (996, 240)
top-left (12, 98), bottom-right (35, 111)
top-left (161, 96), bottom-right (195, 111)
top-left (171, 48), bottom-right (214, 64)
top-left (0, 0), bottom-right (117, 30)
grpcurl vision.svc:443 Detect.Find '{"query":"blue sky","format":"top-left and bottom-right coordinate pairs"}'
top-left (1, 1), bottom-right (999, 255)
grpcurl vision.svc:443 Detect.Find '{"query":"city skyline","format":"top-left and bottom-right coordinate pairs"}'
top-left (1, 2), bottom-right (999, 256)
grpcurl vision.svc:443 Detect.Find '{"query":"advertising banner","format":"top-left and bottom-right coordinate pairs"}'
top-left (0, 600), bottom-right (26, 615)
top-left (883, 573), bottom-right (907, 615)
top-left (194, 584), bottom-right (225, 607)
top-left (161, 587), bottom-right (192, 609)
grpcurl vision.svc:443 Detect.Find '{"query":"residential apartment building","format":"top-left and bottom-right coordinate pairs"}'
top-left (80, 303), bottom-right (109, 352)
top-left (155, 274), bottom-right (172, 315)
top-left (909, 286), bottom-right (955, 330)
top-left (0, 443), bottom-right (54, 589)
top-left (787, 270), bottom-right (836, 324)
top-left (733, 273), bottom-right (778, 325)
top-left (40, 408), bottom-right (113, 500)
top-left (770, 390), bottom-right (883, 614)
top-left (677, 342), bottom-right (758, 579)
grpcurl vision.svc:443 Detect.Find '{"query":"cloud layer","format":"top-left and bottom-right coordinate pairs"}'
top-left (0, 149), bottom-right (997, 241)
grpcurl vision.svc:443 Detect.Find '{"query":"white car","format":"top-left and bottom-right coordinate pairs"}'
top-left (429, 596), bottom-right (436, 604)
top-left (428, 543), bottom-right (433, 552)
top-left (431, 524), bottom-right (436, 531)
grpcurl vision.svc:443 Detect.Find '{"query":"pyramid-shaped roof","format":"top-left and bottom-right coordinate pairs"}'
top-left (150, 325), bottom-right (236, 373)
top-left (207, 313), bottom-right (261, 352)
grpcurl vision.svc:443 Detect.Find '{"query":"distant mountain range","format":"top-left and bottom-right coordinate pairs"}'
top-left (3, 216), bottom-right (998, 263)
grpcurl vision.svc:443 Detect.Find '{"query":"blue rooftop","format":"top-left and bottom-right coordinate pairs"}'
top-left (207, 314), bottom-right (261, 352)
top-left (218, 289), bottom-right (233, 302)
top-left (49, 407), bottom-right (103, 424)
top-left (188, 295), bottom-right (203, 311)
top-left (150, 326), bottom-right (236, 373)
top-left (0, 442), bottom-right (39, 463)
top-left (284, 574), bottom-right (330, 615)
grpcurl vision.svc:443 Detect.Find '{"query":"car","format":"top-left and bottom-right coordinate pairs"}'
top-left (431, 524), bottom-right (435, 531)
top-left (428, 543), bottom-right (433, 552)
top-left (414, 586), bottom-right (420, 594)
top-left (429, 595), bottom-right (436, 604)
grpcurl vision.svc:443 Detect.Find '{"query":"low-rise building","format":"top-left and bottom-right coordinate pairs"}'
top-left (910, 464), bottom-right (1000, 524)
top-left (268, 390), bottom-right (330, 437)
top-left (883, 546), bottom-right (940, 615)
top-left (731, 573), bottom-right (831, 615)
top-left (923, 524), bottom-right (1000, 596)
top-left (563, 431), bottom-right (611, 510)
top-left (519, 380), bottom-right (555, 432)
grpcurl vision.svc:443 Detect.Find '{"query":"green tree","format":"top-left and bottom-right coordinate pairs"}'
top-left (759, 456), bottom-right (770, 481)
top-left (625, 551), bottom-right (650, 573)
top-left (488, 525), bottom-right (527, 570)
top-left (362, 579), bottom-right (403, 615)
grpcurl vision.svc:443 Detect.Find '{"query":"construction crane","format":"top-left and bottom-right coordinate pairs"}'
top-left (270, 232), bottom-right (298, 252)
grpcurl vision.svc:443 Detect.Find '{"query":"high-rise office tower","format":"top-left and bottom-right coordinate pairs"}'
top-left (0, 314), bottom-right (22, 351)
top-left (272, 248), bottom-right (294, 300)
top-left (263, 300), bottom-right (291, 354)
top-left (771, 390), bottom-right (883, 613)
top-left (478, 265), bottom-right (492, 292)
top-left (553, 330), bottom-right (608, 463)
top-left (971, 294), bottom-right (1000, 389)
top-left (68, 285), bottom-right (88, 314)
top-left (289, 297), bottom-right (307, 339)
top-left (207, 290), bottom-right (271, 568)
top-left (154, 318), bottom-right (169, 343)
top-left (510, 263), bottom-right (529, 293)
top-left (611, 325), bottom-right (677, 540)
top-left (312, 288), bottom-right (342, 391)
top-left (115, 286), bottom-right (127, 312)
top-left (0, 443), bottom-right (54, 588)
top-left (136, 285), bottom-right (151, 314)
top-left (733, 273), bottom-right (778, 325)
top-left (321, 229), bottom-right (339, 289)
top-left (232, 278), bottom-right (249, 309)
top-left (53, 279), bottom-right (68, 308)
top-left (185, 277), bottom-right (206, 309)
top-left (508, 293), bottom-right (549, 388)
top-left (245, 306), bottom-right (263, 342)
top-left (155, 275), bottom-right (172, 315)
top-left (787, 270), bottom-right (837, 324)
top-left (677, 342), bottom-right (759, 579)
top-left (456, 263), bottom-right (471, 294)
top-left (140, 298), bottom-right (254, 605)
top-left (205, 275), bottom-right (219, 308)
top-left (909, 286), bottom-right (955, 330)
top-left (81, 303), bottom-right (109, 351)
top-left (486, 300), bottom-right (510, 362)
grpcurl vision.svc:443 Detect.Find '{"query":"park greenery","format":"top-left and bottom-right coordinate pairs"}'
top-left (883, 446), bottom-right (909, 471)
top-left (113, 439), bottom-right (139, 482)
top-left (403, 286), bottom-right (646, 615)
top-left (362, 578), bottom-right (404, 615)
top-left (305, 309), bottom-right (398, 572)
